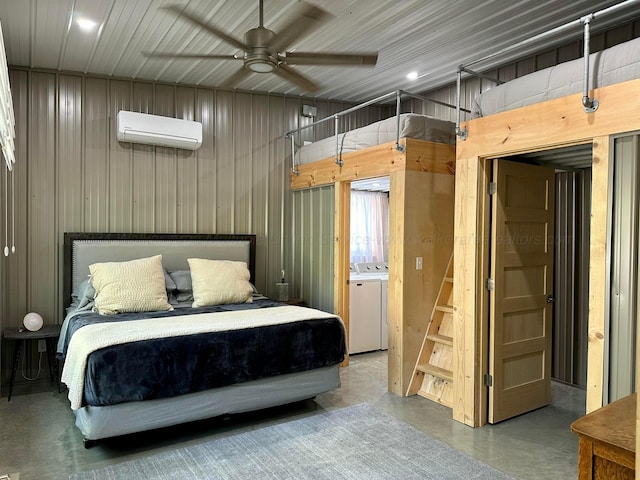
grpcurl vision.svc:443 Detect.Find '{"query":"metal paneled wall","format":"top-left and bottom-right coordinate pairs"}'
top-left (607, 134), bottom-right (640, 402)
top-left (1, 66), bottom-right (385, 355)
top-left (553, 169), bottom-right (591, 387)
top-left (291, 185), bottom-right (335, 313)
top-left (1, 68), bottom-right (358, 343)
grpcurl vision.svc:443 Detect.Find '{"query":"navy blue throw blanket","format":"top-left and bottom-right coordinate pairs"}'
top-left (60, 300), bottom-right (346, 407)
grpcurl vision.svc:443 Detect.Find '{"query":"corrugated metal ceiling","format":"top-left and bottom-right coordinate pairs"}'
top-left (0, 0), bottom-right (638, 102)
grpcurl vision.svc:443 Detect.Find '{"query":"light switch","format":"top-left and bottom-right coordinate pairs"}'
top-left (416, 257), bottom-right (423, 270)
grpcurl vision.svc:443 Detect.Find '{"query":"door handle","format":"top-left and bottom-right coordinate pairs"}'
top-left (546, 295), bottom-right (554, 303)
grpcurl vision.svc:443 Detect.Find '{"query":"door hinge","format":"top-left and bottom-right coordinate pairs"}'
top-left (487, 182), bottom-right (497, 195)
top-left (484, 373), bottom-right (493, 387)
top-left (486, 278), bottom-right (495, 291)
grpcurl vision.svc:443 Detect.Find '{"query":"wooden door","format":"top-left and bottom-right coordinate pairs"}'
top-left (489, 159), bottom-right (555, 423)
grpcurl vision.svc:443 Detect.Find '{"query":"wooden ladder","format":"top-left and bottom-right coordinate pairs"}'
top-left (406, 254), bottom-right (454, 408)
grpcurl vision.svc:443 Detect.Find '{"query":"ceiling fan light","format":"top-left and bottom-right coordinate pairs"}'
top-left (247, 60), bottom-right (275, 73)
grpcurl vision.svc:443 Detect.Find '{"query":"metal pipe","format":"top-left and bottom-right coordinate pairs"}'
top-left (395, 90), bottom-right (403, 152)
top-left (464, 18), bottom-right (583, 69)
top-left (592, 0), bottom-right (640, 20)
top-left (289, 133), bottom-right (298, 175)
top-left (334, 115), bottom-right (342, 166)
top-left (458, 66), bottom-right (502, 86)
top-left (283, 90), bottom-right (398, 138)
top-left (399, 90), bottom-right (470, 113)
top-left (455, 69), bottom-right (466, 140)
top-left (581, 15), bottom-right (598, 112)
top-left (462, 0), bottom-right (640, 70)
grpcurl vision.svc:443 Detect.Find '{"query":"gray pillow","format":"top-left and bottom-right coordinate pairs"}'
top-left (169, 270), bottom-right (193, 303)
top-left (164, 269), bottom-right (177, 291)
top-left (72, 278), bottom-right (96, 310)
top-left (169, 270), bottom-right (192, 292)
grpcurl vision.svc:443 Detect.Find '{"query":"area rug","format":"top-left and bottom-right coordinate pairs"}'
top-left (70, 403), bottom-right (513, 480)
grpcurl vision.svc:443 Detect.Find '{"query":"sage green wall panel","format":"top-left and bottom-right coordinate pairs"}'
top-left (291, 185), bottom-right (334, 312)
top-left (83, 77), bottom-right (109, 233)
top-left (131, 82), bottom-right (155, 233)
top-left (5, 70), bottom-right (29, 325)
top-left (215, 90), bottom-right (234, 232)
top-left (56, 75), bottom-right (84, 238)
top-left (233, 92), bottom-right (253, 234)
top-left (195, 88), bottom-right (216, 233)
top-left (28, 72), bottom-right (57, 321)
top-left (109, 80), bottom-right (134, 232)
top-left (176, 87), bottom-right (198, 233)
top-left (608, 134), bottom-right (640, 402)
top-left (153, 84), bottom-right (178, 233)
top-left (265, 95), bottom-right (286, 298)
top-left (251, 93), bottom-right (270, 291)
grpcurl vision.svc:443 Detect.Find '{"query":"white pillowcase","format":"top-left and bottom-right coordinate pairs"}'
top-left (89, 255), bottom-right (173, 315)
top-left (188, 258), bottom-right (253, 307)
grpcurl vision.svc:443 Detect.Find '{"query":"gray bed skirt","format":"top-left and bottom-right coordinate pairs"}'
top-left (74, 365), bottom-right (341, 441)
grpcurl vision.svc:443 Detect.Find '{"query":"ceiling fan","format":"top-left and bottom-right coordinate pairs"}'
top-left (144, 1), bottom-right (378, 93)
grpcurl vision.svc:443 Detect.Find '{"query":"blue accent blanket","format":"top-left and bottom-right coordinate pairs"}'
top-left (59, 300), bottom-right (346, 407)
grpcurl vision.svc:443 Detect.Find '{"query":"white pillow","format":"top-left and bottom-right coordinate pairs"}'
top-left (188, 258), bottom-right (253, 307)
top-left (89, 255), bottom-right (173, 315)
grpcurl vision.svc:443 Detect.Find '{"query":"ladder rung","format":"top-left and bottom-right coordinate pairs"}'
top-left (416, 363), bottom-right (453, 382)
top-left (426, 333), bottom-right (453, 347)
top-left (444, 277), bottom-right (454, 283)
top-left (434, 305), bottom-right (454, 314)
top-left (417, 390), bottom-right (453, 408)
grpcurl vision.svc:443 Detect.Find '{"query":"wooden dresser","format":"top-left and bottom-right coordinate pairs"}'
top-left (570, 392), bottom-right (636, 480)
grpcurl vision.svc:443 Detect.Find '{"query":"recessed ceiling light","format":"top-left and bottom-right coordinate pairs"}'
top-left (77, 18), bottom-right (98, 32)
top-left (406, 71), bottom-right (418, 81)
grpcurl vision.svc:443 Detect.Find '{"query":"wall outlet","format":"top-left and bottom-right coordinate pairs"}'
top-left (37, 340), bottom-right (46, 352)
top-left (416, 256), bottom-right (423, 270)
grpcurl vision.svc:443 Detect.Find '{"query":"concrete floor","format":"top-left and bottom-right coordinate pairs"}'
top-left (0, 351), bottom-right (585, 480)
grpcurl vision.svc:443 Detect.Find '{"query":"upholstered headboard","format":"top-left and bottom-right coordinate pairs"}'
top-left (63, 232), bottom-right (256, 313)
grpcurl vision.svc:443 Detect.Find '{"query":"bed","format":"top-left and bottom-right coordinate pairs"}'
top-left (470, 36), bottom-right (640, 118)
top-left (57, 232), bottom-right (346, 447)
top-left (289, 112), bottom-right (456, 190)
top-left (294, 113), bottom-right (455, 166)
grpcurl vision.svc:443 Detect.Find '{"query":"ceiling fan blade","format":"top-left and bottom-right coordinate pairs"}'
top-left (267, 2), bottom-right (332, 53)
top-left (163, 4), bottom-right (248, 51)
top-left (273, 64), bottom-right (320, 93)
top-left (220, 66), bottom-right (253, 90)
top-left (143, 51), bottom-right (242, 60)
top-left (281, 52), bottom-right (378, 66)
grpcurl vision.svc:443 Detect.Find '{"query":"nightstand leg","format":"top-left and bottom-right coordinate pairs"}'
top-left (45, 338), bottom-right (61, 393)
top-left (8, 340), bottom-right (23, 402)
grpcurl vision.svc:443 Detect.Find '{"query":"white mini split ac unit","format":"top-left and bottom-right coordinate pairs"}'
top-left (116, 111), bottom-right (203, 150)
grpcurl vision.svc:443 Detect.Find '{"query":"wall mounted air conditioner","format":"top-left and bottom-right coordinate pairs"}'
top-left (116, 111), bottom-right (203, 150)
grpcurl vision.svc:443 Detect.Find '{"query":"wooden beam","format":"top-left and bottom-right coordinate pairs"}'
top-left (586, 136), bottom-right (610, 413)
top-left (334, 181), bottom-right (351, 367)
top-left (452, 156), bottom-right (481, 426)
top-left (457, 78), bottom-right (640, 160)
top-left (388, 171), bottom-right (405, 395)
top-left (290, 139), bottom-right (455, 190)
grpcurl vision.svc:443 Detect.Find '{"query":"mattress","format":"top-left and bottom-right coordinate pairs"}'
top-left (59, 301), bottom-right (346, 409)
top-left (295, 113), bottom-right (455, 166)
top-left (472, 36), bottom-right (640, 118)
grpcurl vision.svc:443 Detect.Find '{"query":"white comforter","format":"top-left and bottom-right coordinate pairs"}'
top-left (61, 305), bottom-right (340, 410)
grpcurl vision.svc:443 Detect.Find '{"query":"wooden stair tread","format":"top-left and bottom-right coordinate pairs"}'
top-left (434, 305), bottom-right (454, 314)
top-left (417, 390), bottom-right (453, 408)
top-left (416, 363), bottom-right (453, 382)
top-left (426, 333), bottom-right (453, 346)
